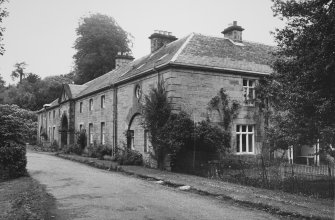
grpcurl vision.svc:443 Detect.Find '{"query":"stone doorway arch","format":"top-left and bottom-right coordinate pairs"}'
top-left (127, 113), bottom-right (145, 153)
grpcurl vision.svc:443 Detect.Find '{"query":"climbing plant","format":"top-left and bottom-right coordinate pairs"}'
top-left (207, 88), bottom-right (240, 149)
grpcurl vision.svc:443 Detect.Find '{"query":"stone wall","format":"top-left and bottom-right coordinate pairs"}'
top-left (165, 68), bottom-right (264, 155)
top-left (75, 89), bottom-right (114, 147)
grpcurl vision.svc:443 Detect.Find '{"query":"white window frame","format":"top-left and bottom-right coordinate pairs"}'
top-left (243, 79), bottom-right (255, 106)
top-left (89, 99), bottom-right (93, 111)
top-left (101, 95), bottom-right (105, 109)
top-left (89, 123), bottom-right (93, 144)
top-left (236, 125), bottom-right (255, 154)
top-left (101, 122), bottom-right (105, 145)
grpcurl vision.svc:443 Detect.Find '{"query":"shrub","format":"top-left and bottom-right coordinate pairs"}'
top-left (50, 140), bottom-right (59, 152)
top-left (76, 130), bottom-right (87, 150)
top-left (87, 144), bottom-right (112, 159)
top-left (0, 143), bottom-right (27, 180)
top-left (115, 147), bottom-right (143, 165)
top-left (62, 144), bottom-right (83, 155)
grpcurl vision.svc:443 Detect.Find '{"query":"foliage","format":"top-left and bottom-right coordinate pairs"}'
top-left (142, 81), bottom-right (229, 170)
top-left (208, 88), bottom-right (240, 130)
top-left (76, 130), bottom-right (87, 150)
top-left (0, 0), bottom-right (8, 55)
top-left (142, 79), bottom-right (172, 169)
top-left (73, 13), bottom-right (133, 84)
top-left (0, 143), bottom-right (27, 179)
top-left (62, 144), bottom-right (83, 155)
top-left (195, 120), bottom-right (230, 155)
top-left (114, 147), bottom-right (143, 165)
top-left (0, 72), bottom-right (73, 111)
top-left (11, 62), bottom-right (28, 84)
top-left (49, 140), bottom-right (59, 152)
top-left (0, 104), bottom-right (37, 145)
top-left (260, 0), bottom-right (335, 151)
top-left (86, 144), bottom-right (111, 159)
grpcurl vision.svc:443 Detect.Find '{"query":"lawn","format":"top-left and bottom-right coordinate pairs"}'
top-left (0, 176), bottom-right (57, 220)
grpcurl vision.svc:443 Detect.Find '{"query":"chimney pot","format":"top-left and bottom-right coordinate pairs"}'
top-left (149, 30), bottom-right (178, 53)
top-left (222, 21), bottom-right (244, 42)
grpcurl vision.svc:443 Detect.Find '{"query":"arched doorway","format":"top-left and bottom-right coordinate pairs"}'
top-left (61, 115), bottom-right (68, 147)
top-left (127, 114), bottom-right (146, 154)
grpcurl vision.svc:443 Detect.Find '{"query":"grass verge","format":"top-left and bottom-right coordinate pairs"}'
top-left (0, 176), bottom-right (57, 220)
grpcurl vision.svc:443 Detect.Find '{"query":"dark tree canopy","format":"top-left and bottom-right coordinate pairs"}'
top-left (73, 13), bottom-right (132, 84)
top-left (11, 62), bottom-right (28, 83)
top-left (0, 0), bottom-right (8, 55)
top-left (262, 0), bottom-right (335, 150)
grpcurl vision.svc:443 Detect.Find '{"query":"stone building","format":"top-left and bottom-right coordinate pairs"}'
top-left (37, 22), bottom-right (275, 165)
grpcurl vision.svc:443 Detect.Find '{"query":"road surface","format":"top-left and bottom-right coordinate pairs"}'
top-left (27, 152), bottom-right (281, 220)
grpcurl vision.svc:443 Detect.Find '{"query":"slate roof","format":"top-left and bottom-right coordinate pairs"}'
top-left (43, 32), bottom-right (274, 105)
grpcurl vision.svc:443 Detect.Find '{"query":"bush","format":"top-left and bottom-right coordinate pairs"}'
top-left (115, 147), bottom-right (143, 165)
top-left (76, 130), bottom-right (87, 150)
top-left (0, 143), bottom-right (27, 180)
top-left (62, 144), bottom-right (83, 155)
top-left (50, 140), bottom-right (59, 152)
top-left (87, 144), bottom-right (112, 160)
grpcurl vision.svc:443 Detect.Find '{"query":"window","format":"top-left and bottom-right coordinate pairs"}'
top-left (52, 127), bottom-right (55, 141)
top-left (49, 112), bottom-right (51, 120)
top-left (236, 125), bottom-right (254, 154)
top-left (89, 99), bottom-right (93, 111)
top-left (101, 95), bottom-right (105, 109)
top-left (144, 130), bottom-right (149, 153)
top-left (101, 122), bottom-right (105, 145)
top-left (243, 79), bottom-right (255, 105)
top-left (89, 123), bottom-right (93, 144)
top-left (80, 102), bottom-right (83, 113)
top-left (79, 124), bottom-right (83, 131)
top-left (48, 127), bottom-right (51, 141)
top-left (53, 110), bottom-right (55, 119)
top-left (127, 130), bottom-right (134, 149)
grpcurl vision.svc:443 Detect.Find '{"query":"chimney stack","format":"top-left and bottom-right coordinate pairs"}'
top-left (115, 52), bottom-right (134, 69)
top-left (222, 21), bottom-right (244, 42)
top-left (149, 30), bottom-right (177, 53)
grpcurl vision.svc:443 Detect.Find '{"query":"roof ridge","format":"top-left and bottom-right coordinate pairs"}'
top-left (170, 33), bottom-right (195, 63)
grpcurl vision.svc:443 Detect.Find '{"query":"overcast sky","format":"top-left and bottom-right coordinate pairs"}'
top-left (0, 0), bottom-right (284, 84)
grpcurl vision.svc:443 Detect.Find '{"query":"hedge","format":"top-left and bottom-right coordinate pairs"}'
top-left (0, 144), bottom-right (27, 180)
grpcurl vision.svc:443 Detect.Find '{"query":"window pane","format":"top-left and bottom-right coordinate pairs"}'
top-left (248, 134), bottom-right (253, 152)
top-left (242, 134), bottom-right (246, 152)
top-left (249, 88), bottom-right (255, 100)
top-left (248, 125), bottom-right (252, 132)
top-left (242, 125), bottom-right (246, 132)
top-left (236, 134), bottom-right (240, 152)
top-left (243, 79), bottom-right (247, 86)
top-left (236, 125), bottom-right (240, 132)
top-left (249, 80), bottom-right (253, 87)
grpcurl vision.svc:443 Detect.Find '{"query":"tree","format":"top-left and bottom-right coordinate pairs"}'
top-left (0, 0), bottom-right (8, 55)
top-left (11, 62), bottom-right (28, 83)
top-left (0, 104), bottom-right (37, 145)
top-left (73, 13), bottom-right (132, 84)
top-left (261, 0), bottom-right (335, 152)
top-left (142, 80), bottom-right (172, 169)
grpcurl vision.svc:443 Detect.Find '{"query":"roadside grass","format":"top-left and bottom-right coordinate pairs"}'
top-left (0, 175), bottom-right (56, 220)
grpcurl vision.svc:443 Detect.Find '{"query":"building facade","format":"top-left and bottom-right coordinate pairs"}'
top-left (37, 22), bottom-right (277, 165)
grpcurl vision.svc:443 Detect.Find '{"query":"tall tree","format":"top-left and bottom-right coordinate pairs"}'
top-left (73, 13), bottom-right (132, 84)
top-left (11, 62), bottom-right (28, 83)
top-left (261, 0), bottom-right (335, 152)
top-left (0, 0), bottom-right (8, 55)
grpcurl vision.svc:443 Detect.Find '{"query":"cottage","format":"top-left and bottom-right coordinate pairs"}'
top-left (37, 21), bottom-right (281, 166)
